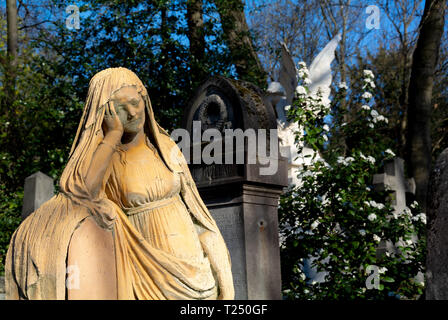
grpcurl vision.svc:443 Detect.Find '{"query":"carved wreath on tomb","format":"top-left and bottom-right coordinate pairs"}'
top-left (197, 94), bottom-right (232, 133)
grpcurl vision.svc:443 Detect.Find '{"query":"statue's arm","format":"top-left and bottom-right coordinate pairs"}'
top-left (199, 230), bottom-right (234, 300)
top-left (84, 103), bottom-right (123, 199)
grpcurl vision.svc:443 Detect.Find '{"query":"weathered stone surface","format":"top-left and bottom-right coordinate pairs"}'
top-left (0, 276), bottom-right (5, 300)
top-left (208, 200), bottom-right (247, 300)
top-left (21, 171), bottom-right (54, 219)
top-left (426, 148), bottom-right (448, 299)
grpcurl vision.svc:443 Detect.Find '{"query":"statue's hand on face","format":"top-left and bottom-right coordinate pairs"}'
top-left (103, 101), bottom-right (124, 136)
top-left (109, 86), bottom-right (145, 135)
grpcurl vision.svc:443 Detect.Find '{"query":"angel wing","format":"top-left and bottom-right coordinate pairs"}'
top-left (308, 33), bottom-right (342, 106)
top-left (278, 42), bottom-right (298, 108)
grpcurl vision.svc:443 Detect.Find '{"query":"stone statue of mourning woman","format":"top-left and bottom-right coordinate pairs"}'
top-left (5, 67), bottom-right (234, 300)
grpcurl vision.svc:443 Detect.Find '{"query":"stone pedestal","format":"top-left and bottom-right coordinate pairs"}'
top-left (22, 171), bottom-right (54, 219)
top-left (181, 77), bottom-right (288, 299)
top-left (197, 162), bottom-right (287, 299)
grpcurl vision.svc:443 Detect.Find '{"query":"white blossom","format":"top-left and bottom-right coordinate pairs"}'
top-left (369, 200), bottom-right (385, 209)
top-left (362, 92), bottom-right (372, 100)
top-left (284, 105), bottom-right (291, 111)
top-left (323, 124), bottom-right (330, 131)
top-left (359, 229), bottom-right (366, 236)
top-left (295, 86), bottom-right (307, 95)
top-left (361, 105), bottom-right (370, 110)
top-left (368, 213), bottom-right (377, 221)
top-left (337, 156), bottom-right (355, 166)
top-left (403, 207), bottom-right (413, 217)
top-left (298, 61), bottom-right (307, 68)
top-left (303, 77), bottom-right (312, 85)
top-left (413, 213), bottom-right (427, 224)
top-left (339, 82), bottom-right (348, 90)
top-left (337, 156), bottom-right (346, 165)
top-left (368, 123), bottom-right (374, 128)
top-left (311, 220), bottom-right (320, 230)
top-left (376, 115), bottom-right (387, 122)
top-left (378, 267), bottom-right (387, 274)
top-left (363, 77), bottom-right (376, 89)
top-left (363, 70), bottom-right (374, 78)
top-left (385, 149), bottom-right (396, 157)
top-left (373, 234), bottom-right (381, 242)
top-left (298, 68), bottom-right (309, 78)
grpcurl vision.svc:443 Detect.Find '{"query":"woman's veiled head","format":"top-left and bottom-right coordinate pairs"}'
top-left (84, 68), bottom-right (148, 131)
top-left (109, 86), bottom-right (146, 135)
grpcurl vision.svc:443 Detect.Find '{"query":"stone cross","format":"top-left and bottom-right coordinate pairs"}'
top-left (22, 171), bottom-right (55, 220)
top-left (373, 157), bottom-right (415, 214)
top-left (372, 158), bottom-right (416, 258)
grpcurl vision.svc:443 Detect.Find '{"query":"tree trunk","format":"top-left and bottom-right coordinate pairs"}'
top-left (406, 0), bottom-right (446, 211)
top-left (6, 0), bottom-right (18, 107)
top-left (187, 0), bottom-right (205, 86)
top-left (214, 0), bottom-right (266, 88)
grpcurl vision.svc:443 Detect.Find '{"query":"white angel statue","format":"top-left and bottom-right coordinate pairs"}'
top-left (265, 33), bottom-right (341, 188)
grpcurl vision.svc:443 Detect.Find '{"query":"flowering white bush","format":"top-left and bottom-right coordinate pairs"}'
top-left (279, 64), bottom-right (426, 300)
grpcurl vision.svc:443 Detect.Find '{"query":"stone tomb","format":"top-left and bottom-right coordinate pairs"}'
top-left (181, 76), bottom-right (288, 299)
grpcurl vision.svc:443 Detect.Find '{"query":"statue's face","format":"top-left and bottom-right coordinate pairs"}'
top-left (110, 86), bottom-right (145, 134)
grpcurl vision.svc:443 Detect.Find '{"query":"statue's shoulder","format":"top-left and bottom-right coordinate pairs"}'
top-left (157, 125), bottom-right (178, 147)
top-left (155, 125), bottom-right (186, 170)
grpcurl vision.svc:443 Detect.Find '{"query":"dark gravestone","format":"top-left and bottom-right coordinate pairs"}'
top-left (0, 276), bottom-right (4, 300)
top-left (181, 76), bottom-right (288, 299)
top-left (426, 148), bottom-right (448, 299)
top-left (22, 171), bottom-right (55, 219)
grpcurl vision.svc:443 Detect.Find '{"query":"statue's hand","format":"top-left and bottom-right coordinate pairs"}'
top-left (103, 101), bottom-right (124, 137)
